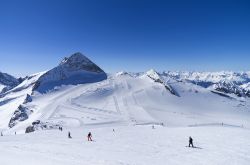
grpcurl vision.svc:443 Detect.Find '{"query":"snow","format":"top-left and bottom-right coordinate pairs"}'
top-left (0, 125), bottom-right (250, 165)
top-left (146, 69), bottom-right (161, 80)
top-left (0, 73), bottom-right (249, 134)
top-left (0, 84), bottom-right (6, 92)
top-left (1, 53), bottom-right (250, 164)
top-left (241, 82), bottom-right (250, 90)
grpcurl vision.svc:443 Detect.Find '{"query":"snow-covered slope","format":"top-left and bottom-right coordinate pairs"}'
top-left (1, 69), bottom-right (250, 133)
top-left (1, 125), bottom-right (250, 165)
top-left (0, 53), bottom-right (249, 133)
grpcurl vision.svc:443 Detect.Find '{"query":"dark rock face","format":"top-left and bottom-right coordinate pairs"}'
top-left (25, 126), bottom-right (35, 133)
top-left (0, 72), bottom-right (19, 93)
top-left (25, 120), bottom-right (61, 133)
top-left (60, 52), bottom-right (105, 73)
top-left (213, 81), bottom-right (247, 97)
top-left (23, 94), bottom-right (32, 104)
top-left (33, 52), bottom-right (107, 93)
top-left (9, 105), bottom-right (33, 128)
top-left (0, 72), bottom-right (19, 87)
top-left (32, 120), bottom-right (41, 125)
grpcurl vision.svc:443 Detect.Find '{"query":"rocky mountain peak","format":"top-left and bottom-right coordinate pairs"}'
top-left (59, 52), bottom-right (104, 73)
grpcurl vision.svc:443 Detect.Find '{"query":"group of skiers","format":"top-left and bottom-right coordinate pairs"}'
top-left (66, 130), bottom-right (93, 141)
top-left (64, 126), bottom-right (194, 147)
top-left (2, 125), bottom-right (195, 147)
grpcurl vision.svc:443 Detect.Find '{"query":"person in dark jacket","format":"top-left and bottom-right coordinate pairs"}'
top-left (87, 132), bottom-right (92, 141)
top-left (68, 131), bottom-right (72, 138)
top-left (189, 136), bottom-right (194, 147)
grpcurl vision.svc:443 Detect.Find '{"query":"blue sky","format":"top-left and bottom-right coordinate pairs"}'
top-left (0, 0), bottom-right (250, 77)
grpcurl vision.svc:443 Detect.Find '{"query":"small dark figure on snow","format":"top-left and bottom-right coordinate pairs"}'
top-left (189, 136), bottom-right (194, 147)
top-left (87, 132), bottom-right (92, 141)
top-left (68, 131), bottom-right (72, 138)
top-left (1, 132), bottom-right (3, 136)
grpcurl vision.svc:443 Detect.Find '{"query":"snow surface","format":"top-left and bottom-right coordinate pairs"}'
top-left (0, 125), bottom-right (250, 165)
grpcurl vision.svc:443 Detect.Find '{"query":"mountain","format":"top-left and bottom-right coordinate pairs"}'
top-left (0, 52), bottom-right (107, 128)
top-left (0, 53), bottom-right (250, 133)
top-left (33, 52), bottom-right (107, 93)
top-left (163, 71), bottom-right (250, 97)
top-left (0, 72), bottom-right (20, 93)
top-left (0, 69), bottom-right (249, 132)
top-left (145, 69), bottom-right (179, 96)
top-left (0, 55), bottom-right (250, 165)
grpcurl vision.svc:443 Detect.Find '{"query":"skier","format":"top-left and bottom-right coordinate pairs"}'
top-left (1, 132), bottom-right (3, 136)
top-left (68, 131), bottom-right (72, 138)
top-left (87, 132), bottom-right (92, 141)
top-left (152, 125), bottom-right (155, 129)
top-left (189, 136), bottom-right (194, 147)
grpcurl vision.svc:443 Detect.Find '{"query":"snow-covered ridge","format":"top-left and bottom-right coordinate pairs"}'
top-left (163, 71), bottom-right (250, 84)
top-left (145, 69), bottom-right (179, 96)
top-left (162, 71), bottom-right (250, 97)
top-left (59, 52), bottom-right (105, 73)
top-left (0, 71), bottom-right (20, 93)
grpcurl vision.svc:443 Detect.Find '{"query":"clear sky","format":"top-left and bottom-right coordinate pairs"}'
top-left (0, 0), bottom-right (250, 77)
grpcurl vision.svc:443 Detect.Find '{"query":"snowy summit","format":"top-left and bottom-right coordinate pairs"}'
top-left (33, 52), bottom-right (107, 93)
